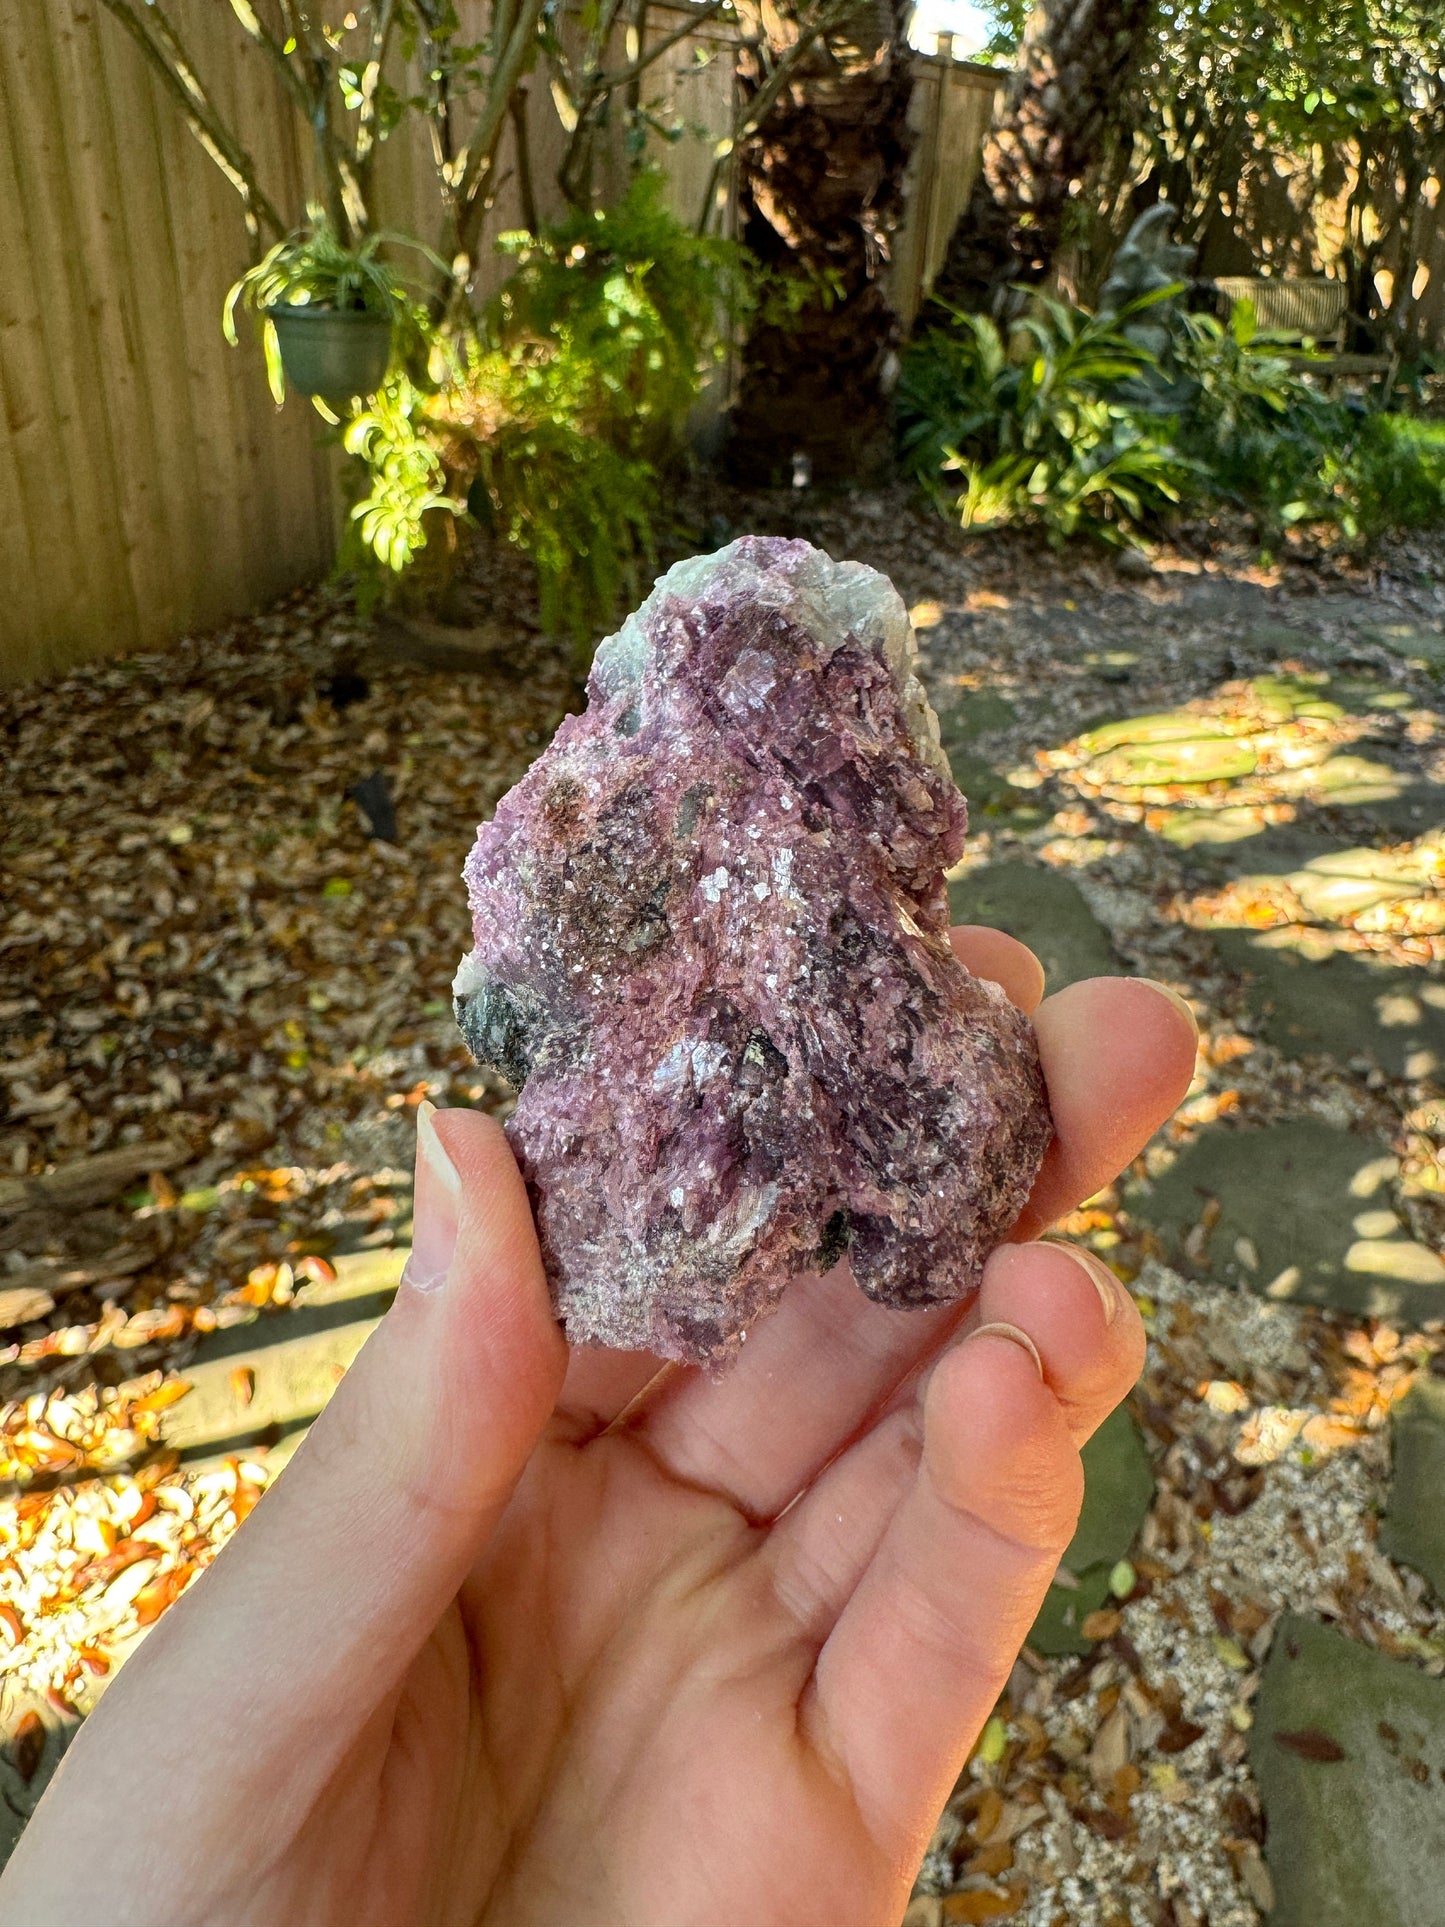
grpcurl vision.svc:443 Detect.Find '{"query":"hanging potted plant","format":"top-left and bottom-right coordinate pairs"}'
top-left (224, 218), bottom-right (439, 405)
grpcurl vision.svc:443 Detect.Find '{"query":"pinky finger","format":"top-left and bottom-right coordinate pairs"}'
top-left (801, 1330), bottom-right (1082, 1857)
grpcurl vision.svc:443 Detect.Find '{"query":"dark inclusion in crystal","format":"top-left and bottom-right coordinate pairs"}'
top-left (455, 537), bottom-right (1053, 1366)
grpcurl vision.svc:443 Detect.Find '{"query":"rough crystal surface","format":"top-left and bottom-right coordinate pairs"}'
top-left (455, 537), bottom-right (1052, 1365)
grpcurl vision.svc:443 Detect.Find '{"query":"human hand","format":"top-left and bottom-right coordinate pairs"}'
top-left (0, 932), bottom-right (1195, 1927)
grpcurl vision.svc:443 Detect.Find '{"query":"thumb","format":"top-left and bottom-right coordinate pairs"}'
top-left (13, 1105), bottom-right (564, 1878)
top-left (176, 1101), bottom-right (565, 1723)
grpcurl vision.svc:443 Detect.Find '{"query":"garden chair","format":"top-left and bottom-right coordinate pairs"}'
top-left (1210, 275), bottom-right (1398, 389)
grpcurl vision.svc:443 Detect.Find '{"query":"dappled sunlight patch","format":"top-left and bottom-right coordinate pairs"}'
top-left (1124, 1120), bottom-right (1445, 1322)
top-left (0, 1379), bottom-right (276, 1713)
top-left (1036, 672), bottom-right (1433, 846)
top-left (1179, 827), bottom-right (1445, 963)
top-left (1158, 802), bottom-right (1287, 848)
top-left (1345, 1239), bottom-right (1445, 1285)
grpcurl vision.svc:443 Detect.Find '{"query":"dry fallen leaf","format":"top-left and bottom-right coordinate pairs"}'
top-left (7, 1710), bottom-right (45, 1785)
top-left (971, 1787), bottom-right (1004, 1844)
top-left (1272, 1726), bottom-right (1347, 1763)
top-left (940, 1883), bottom-right (1028, 1923)
top-left (131, 1380), bottom-right (193, 1416)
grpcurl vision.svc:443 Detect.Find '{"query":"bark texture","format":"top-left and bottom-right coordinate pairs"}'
top-left (727, 0), bottom-right (915, 487)
top-left (931, 0), bottom-right (1156, 316)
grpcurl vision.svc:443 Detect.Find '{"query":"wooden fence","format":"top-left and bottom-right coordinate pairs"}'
top-left (13, 16), bottom-right (1432, 688)
top-left (0, 1), bottom-right (736, 685)
top-left (0, 7), bottom-right (328, 687)
top-left (892, 51), bottom-right (1003, 329)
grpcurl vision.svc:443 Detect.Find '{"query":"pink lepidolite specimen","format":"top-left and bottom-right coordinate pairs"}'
top-left (455, 537), bottom-right (1052, 1364)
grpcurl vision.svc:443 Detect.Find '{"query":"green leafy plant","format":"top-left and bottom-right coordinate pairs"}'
top-left (341, 176), bottom-right (742, 643)
top-left (224, 217), bottom-right (440, 402)
top-left (902, 288), bottom-right (1445, 551)
top-left (1171, 303), bottom-right (1445, 539)
top-left (1170, 302), bottom-right (1347, 527)
top-left (470, 409), bottom-right (660, 642)
top-left (898, 292), bottom-right (1191, 544)
top-left (750, 262), bottom-right (845, 332)
top-left (344, 375), bottom-right (462, 577)
top-left (1333, 414), bottom-right (1445, 541)
top-left (489, 172), bottom-right (746, 466)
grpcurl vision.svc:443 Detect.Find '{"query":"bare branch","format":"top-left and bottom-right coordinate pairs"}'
top-left (97, 0), bottom-right (285, 240)
top-left (492, 0), bottom-right (518, 77)
top-left (224, 0), bottom-right (316, 122)
top-left (453, 0), bottom-right (547, 231)
top-left (284, 1), bottom-right (362, 239)
top-left (511, 85), bottom-right (541, 234)
top-left (596, 0), bottom-right (727, 95)
top-left (413, 0), bottom-right (458, 197)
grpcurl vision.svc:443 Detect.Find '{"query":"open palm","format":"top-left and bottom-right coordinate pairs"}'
top-left (0, 934), bottom-right (1194, 1927)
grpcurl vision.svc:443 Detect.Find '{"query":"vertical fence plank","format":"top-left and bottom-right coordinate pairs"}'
top-left (63, 0), bottom-right (201, 646)
top-left (0, 12), bottom-right (138, 674)
top-left (0, 1), bottom-right (335, 683)
top-left (895, 57), bottom-right (942, 328)
top-left (195, 14), bottom-right (303, 616)
top-left (0, 61), bottom-right (48, 671)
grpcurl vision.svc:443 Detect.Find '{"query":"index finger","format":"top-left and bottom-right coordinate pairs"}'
top-left (949, 923), bottom-right (1046, 1015)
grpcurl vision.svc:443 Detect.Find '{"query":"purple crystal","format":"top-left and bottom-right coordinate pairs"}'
top-left (455, 537), bottom-right (1052, 1365)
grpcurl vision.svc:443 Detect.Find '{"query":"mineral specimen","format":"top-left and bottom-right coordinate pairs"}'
top-left (455, 537), bottom-right (1052, 1365)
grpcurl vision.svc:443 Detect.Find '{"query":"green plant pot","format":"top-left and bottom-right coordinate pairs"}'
top-left (267, 305), bottom-right (392, 400)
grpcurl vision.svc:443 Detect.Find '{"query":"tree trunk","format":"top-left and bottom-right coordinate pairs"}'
top-left (930, 0), bottom-right (1155, 317)
top-left (727, 0), bottom-right (915, 487)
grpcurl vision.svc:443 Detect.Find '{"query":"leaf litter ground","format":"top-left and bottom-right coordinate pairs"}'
top-left (4, 495), bottom-right (1445, 1921)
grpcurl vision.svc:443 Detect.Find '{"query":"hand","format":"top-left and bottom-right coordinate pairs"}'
top-left (0, 934), bottom-right (1195, 1927)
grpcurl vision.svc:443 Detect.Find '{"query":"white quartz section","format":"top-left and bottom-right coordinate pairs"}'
top-left (589, 539), bottom-right (951, 777)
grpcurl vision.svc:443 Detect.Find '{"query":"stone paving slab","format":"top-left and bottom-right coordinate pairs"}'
top-left (1251, 1614), bottom-right (1445, 1927)
top-left (1339, 784), bottom-right (1445, 840)
top-left (1189, 825), bottom-right (1358, 871)
top-left (936, 690), bottom-right (1018, 746)
top-left (158, 1248), bottom-right (405, 1459)
top-left (1125, 1120), bottom-right (1445, 1319)
top-left (1215, 932), bottom-right (1445, 1076)
top-left (1029, 1406), bottom-right (1154, 1658)
top-left (1380, 1376), bottom-right (1445, 1604)
top-left (948, 861), bottom-right (1118, 993)
top-left (1362, 622), bottom-right (1445, 671)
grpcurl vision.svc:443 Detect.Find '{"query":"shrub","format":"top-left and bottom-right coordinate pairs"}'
top-left (1170, 304), bottom-right (1349, 529)
top-left (341, 175), bottom-right (743, 643)
top-left (1173, 309), bottom-right (1445, 540)
top-left (901, 290), bottom-right (1445, 551)
top-left (898, 294), bottom-right (1190, 544)
top-left (488, 172), bottom-right (745, 469)
top-left (1337, 414), bottom-right (1445, 539)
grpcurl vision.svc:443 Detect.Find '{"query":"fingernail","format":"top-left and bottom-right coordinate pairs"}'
top-left (404, 1100), bottom-right (461, 1293)
top-left (1042, 1238), bottom-right (1125, 1326)
top-left (1139, 978), bottom-right (1199, 1040)
top-left (970, 1321), bottom-right (1043, 1378)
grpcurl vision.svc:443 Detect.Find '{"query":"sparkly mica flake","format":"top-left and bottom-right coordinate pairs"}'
top-left (455, 537), bottom-right (1052, 1365)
